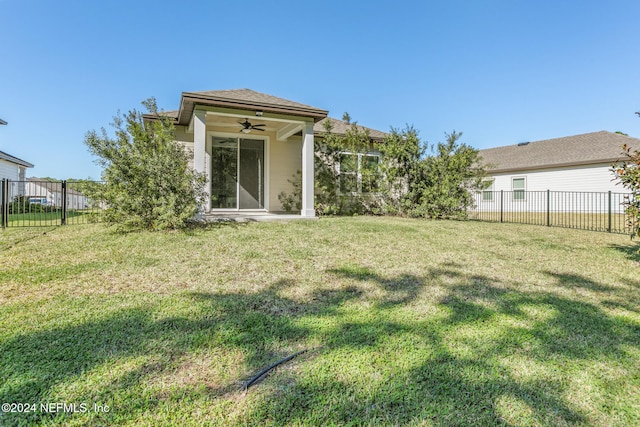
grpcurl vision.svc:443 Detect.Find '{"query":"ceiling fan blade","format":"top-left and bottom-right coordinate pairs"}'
top-left (252, 123), bottom-right (266, 127)
top-left (253, 127), bottom-right (265, 131)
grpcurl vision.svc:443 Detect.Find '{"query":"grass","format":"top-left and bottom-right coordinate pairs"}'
top-left (7, 210), bottom-right (94, 227)
top-left (468, 211), bottom-right (634, 234)
top-left (0, 217), bottom-right (639, 426)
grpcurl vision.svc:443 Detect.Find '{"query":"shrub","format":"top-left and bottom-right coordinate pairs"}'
top-left (612, 143), bottom-right (640, 237)
top-left (84, 98), bottom-right (206, 230)
top-left (412, 131), bottom-right (487, 219)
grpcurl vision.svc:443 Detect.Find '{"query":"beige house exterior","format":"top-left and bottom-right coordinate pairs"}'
top-left (147, 89), bottom-right (386, 218)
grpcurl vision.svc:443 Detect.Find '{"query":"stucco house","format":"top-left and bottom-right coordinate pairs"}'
top-left (145, 89), bottom-right (386, 217)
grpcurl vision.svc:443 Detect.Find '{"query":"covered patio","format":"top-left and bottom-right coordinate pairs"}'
top-left (158, 89), bottom-right (328, 218)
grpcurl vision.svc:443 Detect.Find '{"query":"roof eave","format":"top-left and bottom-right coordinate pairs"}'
top-left (487, 158), bottom-right (625, 174)
top-left (177, 93), bottom-right (328, 125)
top-left (142, 113), bottom-right (178, 123)
top-left (0, 154), bottom-right (34, 168)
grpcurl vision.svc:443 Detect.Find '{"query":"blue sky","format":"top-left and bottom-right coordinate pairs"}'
top-left (1, 0), bottom-right (639, 179)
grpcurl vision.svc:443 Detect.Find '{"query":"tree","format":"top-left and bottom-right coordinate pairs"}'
top-left (277, 123), bottom-right (486, 219)
top-left (612, 143), bottom-right (640, 238)
top-left (84, 98), bottom-right (206, 230)
top-left (377, 125), bottom-right (425, 214)
top-left (411, 131), bottom-right (487, 219)
top-left (314, 118), bottom-right (377, 215)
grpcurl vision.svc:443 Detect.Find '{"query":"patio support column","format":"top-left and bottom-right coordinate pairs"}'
top-left (301, 122), bottom-right (315, 217)
top-left (193, 109), bottom-right (210, 212)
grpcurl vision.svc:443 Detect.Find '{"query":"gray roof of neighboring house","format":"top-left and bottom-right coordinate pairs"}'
top-left (479, 131), bottom-right (640, 173)
top-left (169, 88), bottom-right (329, 125)
top-left (0, 150), bottom-right (34, 168)
top-left (314, 117), bottom-right (387, 141)
top-left (0, 118), bottom-right (7, 125)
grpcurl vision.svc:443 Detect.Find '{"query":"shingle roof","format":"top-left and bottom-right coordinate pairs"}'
top-left (479, 131), bottom-right (640, 173)
top-left (176, 88), bottom-right (328, 125)
top-left (187, 89), bottom-right (324, 112)
top-left (0, 150), bottom-right (34, 168)
top-left (314, 117), bottom-right (387, 141)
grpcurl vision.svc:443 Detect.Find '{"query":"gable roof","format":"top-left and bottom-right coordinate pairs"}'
top-left (173, 88), bottom-right (328, 125)
top-left (479, 131), bottom-right (640, 173)
top-left (0, 150), bottom-right (34, 168)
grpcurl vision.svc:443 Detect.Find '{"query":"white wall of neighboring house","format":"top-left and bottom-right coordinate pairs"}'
top-left (476, 163), bottom-right (632, 214)
top-left (66, 192), bottom-right (89, 210)
top-left (0, 160), bottom-right (28, 197)
top-left (23, 181), bottom-right (89, 209)
top-left (0, 158), bottom-right (21, 181)
top-left (487, 163), bottom-right (625, 193)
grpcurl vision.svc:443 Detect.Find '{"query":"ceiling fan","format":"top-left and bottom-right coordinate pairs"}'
top-left (239, 119), bottom-right (266, 133)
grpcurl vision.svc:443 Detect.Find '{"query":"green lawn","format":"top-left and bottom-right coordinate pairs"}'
top-left (468, 211), bottom-right (634, 234)
top-left (7, 210), bottom-right (93, 227)
top-left (0, 217), bottom-right (638, 426)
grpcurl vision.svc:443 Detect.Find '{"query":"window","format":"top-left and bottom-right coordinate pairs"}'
top-left (482, 180), bottom-right (494, 201)
top-left (339, 152), bottom-right (381, 194)
top-left (512, 177), bottom-right (526, 200)
top-left (361, 154), bottom-right (380, 193)
top-left (339, 153), bottom-right (358, 193)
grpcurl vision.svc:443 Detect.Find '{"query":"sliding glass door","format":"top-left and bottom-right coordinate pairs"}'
top-left (211, 137), bottom-right (265, 210)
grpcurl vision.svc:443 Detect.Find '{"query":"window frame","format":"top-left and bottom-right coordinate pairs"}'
top-left (338, 151), bottom-right (381, 194)
top-left (512, 177), bottom-right (526, 201)
top-left (482, 179), bottom-right (495, 202)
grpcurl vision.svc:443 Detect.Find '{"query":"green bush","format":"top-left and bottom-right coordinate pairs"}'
top-left (411, 131), bottom-right (487, 219)
top-left (8, 196), bottom-right (56, 214)
top-left (612, 143), bottom-right (640, 238)
top-left (275, 122), bottom-right (488, 219)
top-left (84, 98), bottom-right (206, 230)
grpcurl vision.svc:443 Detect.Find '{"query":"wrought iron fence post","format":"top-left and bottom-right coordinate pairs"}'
top-left (546, 190), bottom-right (551, 227)
top-left (500, 190), bottom-right (504, 223)
top-left (1, 179), bottom-right (6, 230)
top-left (607, 190), bottom-right (612, 233)
top-left (61, 180), bottom-right (67, 226)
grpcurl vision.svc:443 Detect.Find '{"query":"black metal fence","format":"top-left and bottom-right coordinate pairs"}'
top-left (1, 179), bottom-right (105, 229)
top-left (468, 190), bottom-right (637, 234)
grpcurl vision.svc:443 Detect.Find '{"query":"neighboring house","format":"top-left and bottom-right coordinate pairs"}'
top-left (0, 150), bottom-right (34, 197)
top-left (24, 178), bottom-right (89, 209)
top-left (479, 131), bottom-right (640, 193)
top-left (477, 131), bottom-right (638, 212)
top-left (0, 119), bottom-right (7, 125)
top-left (144, 89), bottom-right (386, 216)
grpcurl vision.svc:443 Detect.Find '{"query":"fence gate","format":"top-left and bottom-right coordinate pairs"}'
top-left (1, 179), bottom-right (104, 229)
